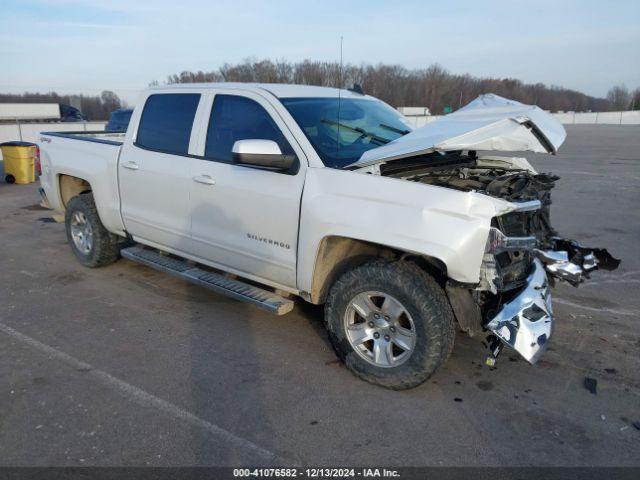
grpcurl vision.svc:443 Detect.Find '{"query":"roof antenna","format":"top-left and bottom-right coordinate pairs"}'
top-left (336, 35), bottom-right (343, 158)
top-left (339, 35), bottom-right (344, 89)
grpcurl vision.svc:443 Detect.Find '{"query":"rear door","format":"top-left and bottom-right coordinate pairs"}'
top-left (188, 90), bottom-right (307, 289)
top-left (119, 92), bottom-right (201, 253)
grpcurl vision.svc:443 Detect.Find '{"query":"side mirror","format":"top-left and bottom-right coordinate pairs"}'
top-left (232, 139), bottom-right (295, 170)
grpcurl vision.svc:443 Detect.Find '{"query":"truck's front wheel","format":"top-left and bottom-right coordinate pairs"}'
top-left (325, 260), bottom-right (455, 390)
top-left (65, 193), bottom-right (121, 267)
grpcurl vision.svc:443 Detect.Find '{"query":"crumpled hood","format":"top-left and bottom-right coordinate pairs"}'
top-left (351, 93), bottom-right (567, 169)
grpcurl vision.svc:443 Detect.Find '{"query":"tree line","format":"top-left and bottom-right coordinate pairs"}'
top-left (164, 59), bottom-right (639, 114)
top-left (0, 90), bottom-right (124, 121)
top-left (2, 60), bottom-right (638, 119)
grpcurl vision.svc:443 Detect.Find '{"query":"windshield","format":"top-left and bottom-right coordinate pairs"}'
top-left (280, 97), bottom-right (412, 168)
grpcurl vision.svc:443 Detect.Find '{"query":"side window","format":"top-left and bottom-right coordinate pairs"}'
top-left (205, 94), bottom-right (294, 163)
top-left (136, 93), bottom-right (200, 155)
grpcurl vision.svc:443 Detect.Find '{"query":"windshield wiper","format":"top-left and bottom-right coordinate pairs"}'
top-left (320, 119), bottom-right (391, 145)
top-left (379, 123), bottom-right (411, 135)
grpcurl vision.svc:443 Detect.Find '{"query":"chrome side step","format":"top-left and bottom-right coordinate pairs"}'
top-left (121, 246), bottom-right (294, 315)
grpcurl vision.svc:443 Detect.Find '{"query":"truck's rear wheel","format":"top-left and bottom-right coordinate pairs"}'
top-left (65, 193), bottom-right (121, 267)
top-left (325, 260), bottom-right (455, 390)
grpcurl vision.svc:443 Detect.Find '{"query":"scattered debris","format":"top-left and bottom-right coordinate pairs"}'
top-left (584, 377), bottom-right (598, 395)
top-left (37, 217), bottom-right (55, 223)
top-left (600, 415), bottom-right (606, 421)
top-left (310, 421), bottom-right (318, 425)
top-left (620, 426), bottom-right (629, 431)
top-left (454, 398), bottom-right (463, 402)
top-left (324, 359), bottom-right (341, 366)
top-left (476, 381), bottom-right (494, 391)
top-left (604, 368), bottom-right (617, 374)
top-left (632, 421), bottom-right (640, 431)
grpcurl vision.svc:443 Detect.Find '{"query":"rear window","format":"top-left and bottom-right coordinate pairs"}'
top-left (136, 94), bottom-right (200, 155)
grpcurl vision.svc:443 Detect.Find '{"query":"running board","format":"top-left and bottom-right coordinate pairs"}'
top-left (121, 246), bottom-right (294, 315)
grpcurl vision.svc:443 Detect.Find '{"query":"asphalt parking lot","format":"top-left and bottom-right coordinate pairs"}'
top-left (0, 125), bottom-right (639, 467)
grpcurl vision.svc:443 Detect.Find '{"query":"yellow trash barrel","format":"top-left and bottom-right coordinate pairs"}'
top-left (1, 141), bottom-right (37, 184)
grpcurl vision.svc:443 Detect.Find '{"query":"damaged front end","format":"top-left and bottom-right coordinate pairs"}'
top-left (352, 94), bottom-right (621, 365)
top-left (479, 219), bottom-right (620, 364)
top-left (388, 153), bottom-right (620, 365)
top-left (481, 228), bottom-right (619, 364)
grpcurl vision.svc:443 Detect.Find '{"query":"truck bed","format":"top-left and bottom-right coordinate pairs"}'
top-left (38, 130), bottom-right (126, 236)
top-left (41, 130), bottom-right (126, 145)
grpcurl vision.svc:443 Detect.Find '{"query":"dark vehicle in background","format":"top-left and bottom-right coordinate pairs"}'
top-left (106, 108), bottom-right (133, 132)
top-left (59, 104), bottom-right (87, 122)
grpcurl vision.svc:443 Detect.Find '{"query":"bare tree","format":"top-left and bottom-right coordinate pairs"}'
top-left (3, 59), bottom-right (616, 118)
top-left (100, 90), bottom-right (122, 113)
top-left (607, 84), bottom-right (631, 110)
top-left (629, 88), bottom-right (640, 111)
top-left (162, 59), bottom-right (615, 114)
top-left (0, 90), bottom-right (124, 120)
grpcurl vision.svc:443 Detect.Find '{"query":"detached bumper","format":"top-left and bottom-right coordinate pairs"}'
top-left (486, 258), bottom-right (553, 363)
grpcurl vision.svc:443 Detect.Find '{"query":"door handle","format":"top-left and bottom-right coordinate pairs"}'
top-left (121, 161), bottom-right (139, 170)
top-left (193, 175), bottom-right (216, 185)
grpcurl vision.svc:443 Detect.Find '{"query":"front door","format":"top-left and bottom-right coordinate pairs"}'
top-left (189, 91), bottom-right (306, 289)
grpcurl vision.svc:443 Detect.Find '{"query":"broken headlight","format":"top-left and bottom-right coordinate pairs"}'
top-left (484, 227), bottom-right (538, 254)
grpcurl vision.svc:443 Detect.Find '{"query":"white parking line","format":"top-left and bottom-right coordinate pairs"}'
top-left (0, 321), bottom-right (279, 463)
top-left (553, 298), bottom-right (638, 316)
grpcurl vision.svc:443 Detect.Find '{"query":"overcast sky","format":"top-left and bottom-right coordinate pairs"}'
top-left (1, 0), bottom-right (638, 105)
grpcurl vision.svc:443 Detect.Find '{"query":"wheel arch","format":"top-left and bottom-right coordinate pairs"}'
top-left (308, 235), bottom-right (449, 304)
top-left (58, 174), bottom-right (92, 209)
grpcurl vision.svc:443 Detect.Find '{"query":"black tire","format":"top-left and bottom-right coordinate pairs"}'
top-left (65, 193), bottom-right (121, 267)
top-left (325, 260), bottom-right (455, 390)
top-left (5, 174), bottom-right (15, 184)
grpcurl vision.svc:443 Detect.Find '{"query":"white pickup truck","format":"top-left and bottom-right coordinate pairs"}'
top-left (37, 84), bottom-right (619, 389)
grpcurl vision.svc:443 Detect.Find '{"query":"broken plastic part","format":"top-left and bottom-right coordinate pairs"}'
top-left (485, 335), bottom-right (504, 367)
top-left (536, 249), bottom-right (569, 264)
top-left (551, 237), bottom-right (620, 271)
top-left (583, 253), bottom-right (598, 271)
top-left (535, 238), bottom-right (620, 287)
top-left (485, 227), bottom-right (538, 254)
top-left (536, 250), bottom-right (585, 285)
top-left (478, 253), bottom-right (499, 294)
top-left (584, 377), bottom-right (598, 395)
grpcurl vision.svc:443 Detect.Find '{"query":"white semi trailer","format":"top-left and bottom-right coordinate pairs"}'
top-left (0, 103), bottom-right (85, 122)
